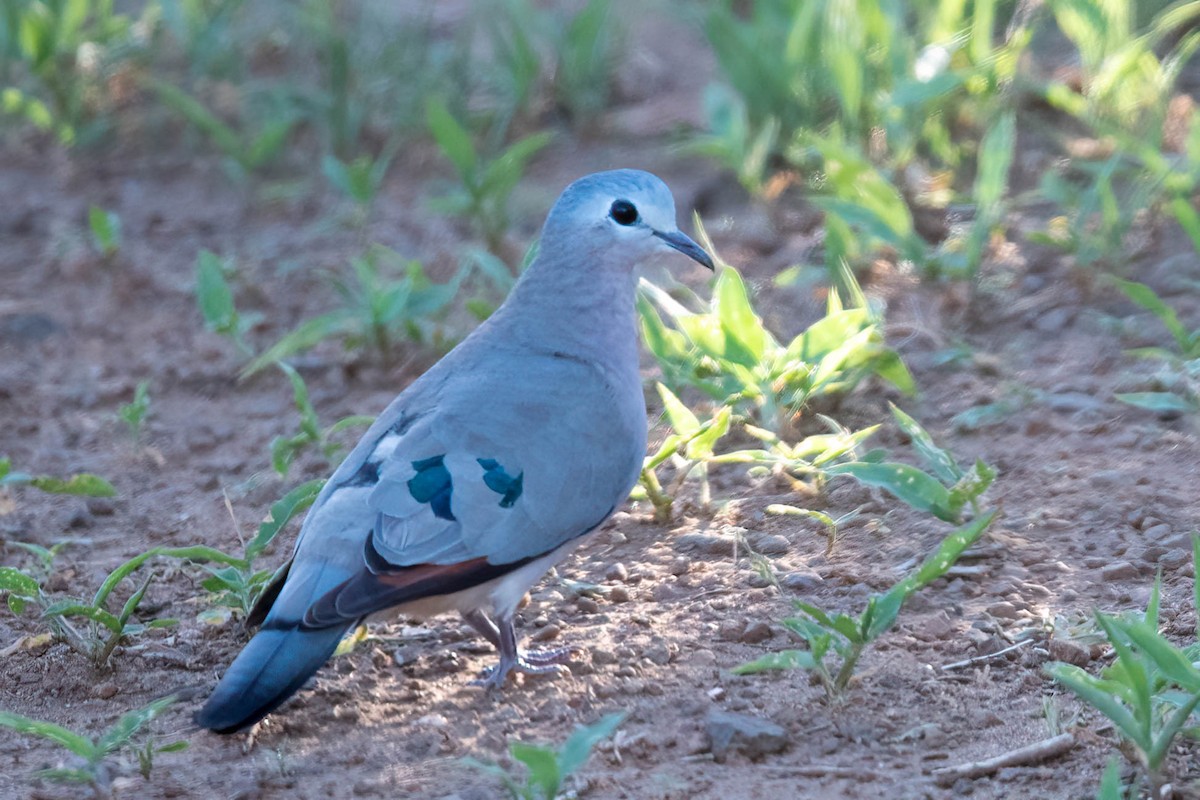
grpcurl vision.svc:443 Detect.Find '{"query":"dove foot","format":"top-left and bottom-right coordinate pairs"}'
top-left (462, 609), bottom-right (574, 689)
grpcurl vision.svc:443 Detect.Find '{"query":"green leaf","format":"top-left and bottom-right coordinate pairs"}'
top-left (195, 250), bottom-right (238, 334)
top-left (1115, 392), bottom-right (1196, 413)
top-left (510, 741), bottom-right (560, 797)
top-left (1116, 619), bottom-right (1200, 693)
top-left (242, 311), bottom-right (353, 376)
top-left (889, 404), bottom-right (960, 483)
top-left (732, 649), bottom-right (818, 674)
top-left (92, 549), bottom-right (161, 608)
top-left (88, 206), bottom-right (121, 257)
top-left (1117, 279), bottom-right (1193, 355)
top-left (556, 712), bottom-right (626, 778)
top-left (714, 267), bottom-right (769, 366)
top-left (1046, 661), bottom-right (1149, 753)
top-left (426, 98), bottom-right (476, 180)
top-left (26, 473), bottom-right (116, 497)
top-left (656, 383), bottom-right (699, 437)
top-left (245, 479), bottom-right (325, 562)
top-left (826, 461), bottom-right (957, 522)
top-left (1095, 757), bottom-right (1126, 800)
top-left (0, 712), bottom-right (97, 759)
top-left (97, 696), bottom-right (176, 755)
top-left (0, 567), bottom-right (40, 598)
top-left (41, 601), bottom-right (122, 633)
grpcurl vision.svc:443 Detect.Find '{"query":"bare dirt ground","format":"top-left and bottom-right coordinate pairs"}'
top-left (5, 14), bottom-right (1200, 800)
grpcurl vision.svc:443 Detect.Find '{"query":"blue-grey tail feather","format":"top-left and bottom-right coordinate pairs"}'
top-left (194, 623), bottom-right (351, 734)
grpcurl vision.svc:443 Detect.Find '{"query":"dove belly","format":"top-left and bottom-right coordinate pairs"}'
top-left (368, 537), bottom-right (585, 623)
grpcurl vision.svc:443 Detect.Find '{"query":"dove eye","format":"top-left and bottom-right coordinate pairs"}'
top-left (609, 200), bottom-right (638, 226)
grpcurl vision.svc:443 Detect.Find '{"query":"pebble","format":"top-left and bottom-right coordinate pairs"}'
top-left (605, 562), bottom-right (629, 582)
top-left (86, 497), bottom-right (116, 516)
top-left (741, 621), bottom-right (772, 644)
top-left (706, 710), bottom-right (789, 761)
top-left (781, 569), bottom-right (823, 592)
top-left (752, 535), bottom-right (790, 555)
top-left (718, 620), bottom-right (745, 641)
top-left (1047, 639), bottom-right (1091, 667)
top-left (530, 624), bottom-right (561, 643)
top-left (591, 648), bottom-right (617, 665)
top-left (576, 597), bottom-right (600, 615)
top-left (1160, 549), bottom-right (1190, 569)
top-left (1101, 561), bottom-right (1139, 581)
top-left (986, 602), bottom-right (1020, 620)
top-left (1144, 523), bottom-right (1173, 540)
top-left (643, 641), bottom-right (673, 665)
top-left (669, 556), bottom-right (691, 576)
top-left (94, 683), bottom-right (118, 699)
top-left (609, 586), bottom-right (631, 603)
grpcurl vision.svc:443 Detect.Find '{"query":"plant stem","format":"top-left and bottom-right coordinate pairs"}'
top-left (639, 467), bottom-right (672, 523)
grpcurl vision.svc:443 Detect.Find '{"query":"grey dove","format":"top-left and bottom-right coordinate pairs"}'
top-left (196, 169), bottom-right (713, 733)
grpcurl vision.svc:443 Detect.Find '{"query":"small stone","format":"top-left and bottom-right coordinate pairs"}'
top-left (644, 641), bottom-right (673, 665)
top-left (605, 562), bottom-right (629, 582)
top-left (576, 597), bottom-right (600, 614)
top-left (1047, 639), bottom-right (1091, 667)
top-left (605, 530), bottom-right (628, 545)
top-left (609, 586), bottom-right (631, 603)
top-left (741, 621), bottom-right (772, 644)
top-left (1160, 548), bottom-right (1190, 569)
top-left (1144, 523), bottom-right (1173, 540)
top-left (591, 648), bottom-right (617, 665)
top-left (781, 569), bottom-right (823, 592)
top-left (718, 620), bottom-right (745, 641)
top-left (86, 497), bottom-right (116, 516)
top-left (986, 602), bottom-right (1020, 620)
top-left (752, 535), bottom-right (790, 555)
top-left (1101, 561), bottom-right (1139, 581)
top-left (669, 556), bottom-right (691, 576)
top-left (94, 683), bottom-right (118, 699)
top-left (530, 624), bottom-right (561, 643)
top-left (706, 710), bottom-right (788, 761)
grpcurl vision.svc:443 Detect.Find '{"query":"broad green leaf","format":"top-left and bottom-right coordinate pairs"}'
top-left (1045, 662), bottom-right (1149, 752)
top-left (732, 649), bottom-right (818, 674)
top-left (1115, 392), bottom-right (1196, 413)
top-left (686, 407), bottom-right (731, 461)
top-left (245, 479), bottom-right (325, 562)
top-left (0, 567), bottom-right (40, 597)
top-left (26, 473), bottom-right (116, 497)
top-left (509, 741), bottom-right (560, 796)
top-left (96, 696), bottom-right (176, 754)
top-left (826, 462), bottom-right (956, 521)
top-left (195, 250), bottom-right (237, 333)
top-left (714, 267), bottom-right (769, 365)
top-left (889, 404), bottom-right (960, 483)
top-left (1115, 619), bottom-right (1200, 692)
top-left (242, 311), bottom-right (353, 376)
top-left (41, 601), bottom-right (122, 633)
top-left (426, 98), bottom-right (476, 180)
top-left (0, 712), bottom-right (97, 759)
top-left (1117, 279), bottom-right (1191, 353)
top-left (556, 712), bottom-right (626, 778)
top-left (656, 383), bottom-right (699, 437)
top-left (1096, 613), bottom-right (1152, 731)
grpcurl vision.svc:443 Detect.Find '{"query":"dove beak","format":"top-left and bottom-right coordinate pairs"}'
top-left (653, 229), bottom-right (715, 271)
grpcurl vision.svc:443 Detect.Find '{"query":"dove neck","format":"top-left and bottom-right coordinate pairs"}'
top-left (497, 248), bottom-right (640, 368)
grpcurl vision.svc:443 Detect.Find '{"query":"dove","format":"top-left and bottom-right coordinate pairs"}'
top-left (195, 169), bottom-right (714, 733)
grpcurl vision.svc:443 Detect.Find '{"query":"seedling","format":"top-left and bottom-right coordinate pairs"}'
top-left (0, 696), bottom-right (186, 798)
top-left (639, 256), bottom-right (913, 432)
top-left (152, 79), bottom-right (296, 181)
top-left (117, 380), bottom-right (151, 444)
top-left (550, 0), bottom-right (620, 126)
top-left (825, 404), bottom-right (994, 524)
top-left (269, 363), bottom-right (373, 477)
top-left (465, 712), bottom-right (625, 800)
top-left (1, 549), bottom-right (177, 668)
top-left (1113, 279), bottom-right (1200, 413)
top-left (426, 97), bottom-right (552, 256)
top-left (0, 457), bottom-right (115, 497)
top-left (87, 206), bottom-right (121, 259)
top-left (187, 479), bottom-right (325, 622)
top-left (322, 140), bottom-right (400, 219)
top-left (735, 510), bottom-right (996, 699)
top-left (195, 250), bottom-right (259, 356)
top-left (1046, 537), bottom-right (1200, 798)
top-left (635, 384), bottom-right (731, 523)
top-left (244, 245), bottom-right (461, 374)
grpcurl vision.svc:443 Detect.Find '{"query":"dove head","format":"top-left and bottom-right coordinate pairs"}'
top-left (540, 169), bottom-right (714, 272)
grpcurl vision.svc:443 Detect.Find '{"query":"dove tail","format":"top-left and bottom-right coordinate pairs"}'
top-left (194, 622), bottom-right (351, 734)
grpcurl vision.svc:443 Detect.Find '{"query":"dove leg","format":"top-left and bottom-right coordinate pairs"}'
top-left (461, 610), bottom-right (573, 687)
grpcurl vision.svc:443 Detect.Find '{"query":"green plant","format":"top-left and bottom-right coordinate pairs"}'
top-left (466, 712), bottom-right (625, 800)
top-left (426, 97), bottom-right (552, 256)
top-left (0, 0), bottom-right (146, 147)
top-left (190, 479), bottom-right (324, 622)
top-left (152, 78), bottom-right (297, 181)
top-left (1045, 538), bottom-right (1200, 798)
top-left (321, 141), bottom-right (398, 219)
top-left (1112, 279), bottom-right (1200, 413)
top-left (550, 0), bottom-right (619, 126)
top-left (0, 457), bottom-right (115, 496)
top-left (635, 384), bottom-right (732, 522)
top-left (735, 510), bottom-right (996, 698)
top-left (117, 380), bottom-right (150, 443)
top-left (87, 205), bottom-right (121, 259)
top-left (1, 549), bottom-right (177, 668)
top-left (639, 259), bottom-right (913, 432)
top-left (244, 245), bottom-right (462, 374)
top-left (826, 404), bottom-right (995, 524)
top-left (0, 696), bottom-right (186, 797)
top-left (194, 249), bottom-right (258, 356)
top-left (269, 363), bottom-right (373, 477)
